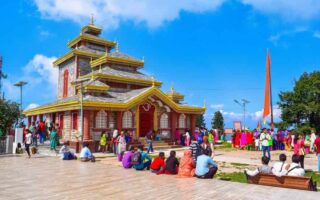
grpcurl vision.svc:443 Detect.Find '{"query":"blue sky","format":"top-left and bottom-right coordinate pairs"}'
top-left (1, 0), bottom-right (320, 129)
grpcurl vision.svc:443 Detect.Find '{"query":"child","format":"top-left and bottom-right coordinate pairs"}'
top-left (156, 132), bottom-right (161, 141)
top-left (150, 152), bottom-right (166, 174)
top-left (245, 156), bottom-right (272, 176)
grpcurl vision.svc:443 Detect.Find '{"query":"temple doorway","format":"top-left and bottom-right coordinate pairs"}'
top-left (139, 103), bottom-right (155, 137)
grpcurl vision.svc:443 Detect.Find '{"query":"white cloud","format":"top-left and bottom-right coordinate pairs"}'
top-left (24, 54), bottom-right (58, 87)
top-left (210, 104), bottom-right (224, 110)
top-left (26, 103), bottom-right (40, 110)
top-left (241, 0), bottom-right (320, 21)
top-left (34, 0), bottom-right (226, 29)
top-left (269, 27), bottom-right (308, 44)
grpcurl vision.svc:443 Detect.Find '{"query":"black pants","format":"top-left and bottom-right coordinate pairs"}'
top-left (299, 155), bottom-right (305, 169)
top-left (197, 166), bottom-right (218, 179)
top-left (25, 144), bottom-right (30, 157)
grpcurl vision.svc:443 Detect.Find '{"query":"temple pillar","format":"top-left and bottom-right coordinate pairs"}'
top-left (116, 111), bottom-right (123, 131)
top-left (191, 114), bottom-right (196, 136)
top-left (171, 112), bottom-right (177, 141)
top-left (27, 116), bottom-right (32, 127)
top-left (83, 110), bottom-right (90, 141)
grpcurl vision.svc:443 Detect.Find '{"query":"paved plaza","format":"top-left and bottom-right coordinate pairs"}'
top-left (0, 154), bottom-right (319, 200)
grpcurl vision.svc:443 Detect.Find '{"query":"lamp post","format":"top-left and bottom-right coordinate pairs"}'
top-left (14, 81), bottom-right (28, 111)
top-left (234, 99), bottom-right (250, 130)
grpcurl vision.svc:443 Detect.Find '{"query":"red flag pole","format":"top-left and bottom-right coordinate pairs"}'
top-left (268, 49), bottom-right (274, 128)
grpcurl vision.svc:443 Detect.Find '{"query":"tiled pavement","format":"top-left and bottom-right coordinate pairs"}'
top-left (0, 156), bottom-right (319, 200)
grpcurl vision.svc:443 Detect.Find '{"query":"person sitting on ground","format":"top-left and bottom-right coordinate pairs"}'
top-left (163, 150), bottom-right (179, 175)
top-left (245, 156), bottom-right (272, 176)
top-left (177, 150), bottom-right (195, 178)
top-left (150, 152), bottom-right (166, 174)
top-left (80, 143), bottom-right (95, 162)
top-left (15, 143), bottom-right (23, 154)
top-left (59, 142), bottom-right (77, 160)
top-left (286, 154), bottom-right (305, 176)
top-left (195, 149), bottom-right (218, 179)
top-left (132, 146), bottom-right (152, 170)
top-left (122, 146), bottom-right (135, 169)
top-left (272, 153), bottom-right (288, 177)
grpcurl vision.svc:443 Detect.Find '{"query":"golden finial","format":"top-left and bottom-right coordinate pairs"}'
top-left (116, 41), bottom-right (119, 52)
top-left (170, 85), bottom-right (174, 92)
top-left (151, 76), bottom-right (155, 87)
top-left (90, 13), bottom-right (94, 25)
top-left (91, 69), bottom-right (94, 80)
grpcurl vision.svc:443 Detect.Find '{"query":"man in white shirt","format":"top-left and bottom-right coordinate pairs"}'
top-left (287, 154), bottom-right (305, 177)
top-left (24, 130), bottom-right (32, 158)
top-left (80, 143), bottom-right (95, 162)
top-left (272, 153), bottom-right (288, 177)
top-left (260, 128), bottom-right (271, 159)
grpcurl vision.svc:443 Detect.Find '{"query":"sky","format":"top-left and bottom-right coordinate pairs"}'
top-left (1, 0), bottom-right (320, 129)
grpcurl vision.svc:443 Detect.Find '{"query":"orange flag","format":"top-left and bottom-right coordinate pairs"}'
top-left (263, 49), bottom-right (271, 119)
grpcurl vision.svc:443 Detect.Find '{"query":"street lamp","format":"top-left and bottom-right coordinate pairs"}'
top-left (14, 81), bottom-right (28, 111)
top-left (234, 99), bottom-right (250, 130)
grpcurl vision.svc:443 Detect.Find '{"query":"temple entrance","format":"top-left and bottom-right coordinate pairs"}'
top-left (139, 103), bottom-right (155, 137)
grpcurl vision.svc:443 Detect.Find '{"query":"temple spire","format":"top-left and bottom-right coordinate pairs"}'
top-left (90, 13), bottom-right (94, 25)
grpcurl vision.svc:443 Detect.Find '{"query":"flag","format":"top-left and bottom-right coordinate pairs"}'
top-left (263, 49), bottom-right (271, 119)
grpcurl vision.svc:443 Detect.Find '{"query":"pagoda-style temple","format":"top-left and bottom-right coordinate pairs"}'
top-left (23, 21), bottom-right (205, 151)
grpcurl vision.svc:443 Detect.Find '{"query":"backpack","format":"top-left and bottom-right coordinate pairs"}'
top-left (131, 152), bottom-right (142, 165)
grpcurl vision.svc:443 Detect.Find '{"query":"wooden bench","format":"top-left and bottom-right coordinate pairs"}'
top-left (245, 172), bottom-right (317, 191)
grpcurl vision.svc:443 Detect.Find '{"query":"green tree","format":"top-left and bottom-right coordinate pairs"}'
top-left (211, 111), bottom-right (224, 134)
top-left (0, 99), bottom-right (21, 136)
top-left (278, 71), bottom-right (320, 132)
top-left (196, 114), bottom-right (206, 128)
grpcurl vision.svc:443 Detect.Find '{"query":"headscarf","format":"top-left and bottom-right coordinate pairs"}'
top-left (179, 150), bottom-right (193, 168)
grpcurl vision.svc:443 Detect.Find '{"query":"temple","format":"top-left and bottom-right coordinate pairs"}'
top-left (23, 21), bottom-right (205, 151)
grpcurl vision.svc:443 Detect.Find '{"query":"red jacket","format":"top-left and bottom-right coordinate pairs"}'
top-left (150, 157), bottom-right (165, 171)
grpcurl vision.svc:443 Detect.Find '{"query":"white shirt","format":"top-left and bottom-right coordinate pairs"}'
top-left (25, 133), bottom-right (32, 145)
top-left (272, 162), bottom-right (288, 177)
top-left (287, 163), bottom-right (305, 177)
top-left (260, 133), bottom-right (270, 147)
top-left (311, 133), bottom-right (316, 143)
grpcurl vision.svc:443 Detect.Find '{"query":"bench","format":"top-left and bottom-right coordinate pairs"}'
top-left (245, 172), bottom-right (317, 191)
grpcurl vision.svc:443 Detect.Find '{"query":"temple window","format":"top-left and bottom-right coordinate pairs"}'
top-left (122, 111), bottom-right (133, 128)
top-left (179, 114), bottom-right (186, 128)
top-left (186, 115), bottom-right (191, 129)
top-left (96, 110), bottom-right (107, 128)
top-left (160, 113), bottom-right (169, 129)
top-left (108, 112), bottom-right (116, 128)
top-left (63, 69), bottom-right (69, 97)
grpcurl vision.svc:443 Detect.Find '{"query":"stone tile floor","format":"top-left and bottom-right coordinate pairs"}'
top-left (0, 155), bottom-right (319, 200)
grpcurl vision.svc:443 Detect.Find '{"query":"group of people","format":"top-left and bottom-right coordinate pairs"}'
top-left (246, 154), bottom-right (306, 177)
top-left (19, 121), bottom-right (59, 158)
top-left (119, 143), bottom-right (218, 179)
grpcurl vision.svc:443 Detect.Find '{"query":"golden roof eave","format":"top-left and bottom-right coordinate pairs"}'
top-left (67, 35), bottom-right (116, 48)
top-left (23, 87), bottom-right (205, 116)
top-left (84, 85), bottom-right (110, 91)
top-left (81, 25), bottom-right (102, 35)
top-left (90, 55), bottom-right (144, 68)
top-left (86, 73), bottom-right (162, 87)
top-left (53, 50), bottom-right (102, 66)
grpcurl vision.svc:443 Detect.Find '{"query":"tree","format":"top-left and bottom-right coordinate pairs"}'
top-left (211, 111), bottom-right (224, 134)
top-left (278, 71), bottom-right (320, 132)
top-left (0, 99), bottom-right (21, 136)
top-left (196, 114), bottom-right (206, 128)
